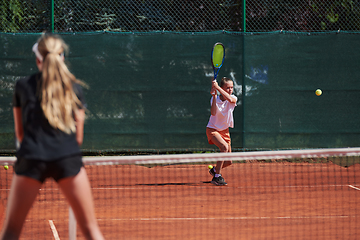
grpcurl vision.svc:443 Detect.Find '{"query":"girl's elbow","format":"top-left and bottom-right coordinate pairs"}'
top-left (16, 133), bottom-right (24, 143)
top-left (230, 98), bottom-right (237, 104)
top-left (76, 134), bottom-right (83, 146)
top-left (77, 139), bottom-right (83, 146)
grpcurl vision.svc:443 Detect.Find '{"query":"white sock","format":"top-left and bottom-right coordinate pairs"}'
top-left (215, 174), bottom-right (221, 178)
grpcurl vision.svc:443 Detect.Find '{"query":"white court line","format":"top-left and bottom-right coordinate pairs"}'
top-left (48, 220), bottom-right (60, 240)
top-left (98, 215), bottom-right (356, 221)
top-left (0, 184), bottom-right (356, 191)
top-left (0, 188), bottom-right (60, 191)
top-left (90, 184), bottom-right (354, 190)
top-left (349, 185), bottom-right (360, 191)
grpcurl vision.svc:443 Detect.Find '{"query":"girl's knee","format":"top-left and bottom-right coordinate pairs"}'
top-left (220, 144), bottom-right (230, 152)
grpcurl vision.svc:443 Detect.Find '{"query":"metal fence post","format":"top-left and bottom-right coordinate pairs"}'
top-left (51, 0), bottom-right (54, 32)
top-left (242, 0), bottom-right (246, 149)
top-left (243, 0), bottom-right (246, 32)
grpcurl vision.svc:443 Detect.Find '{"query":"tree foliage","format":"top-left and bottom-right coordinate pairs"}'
top-left (0, 0), bottom-right (23, 32)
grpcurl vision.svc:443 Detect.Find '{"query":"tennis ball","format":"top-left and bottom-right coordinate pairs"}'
top-left (208, 165), bottom-right (213, 169)
top-left (4, 165), bottom-right (8, 170)
top-left (315, 89), bottom-right (322, 96)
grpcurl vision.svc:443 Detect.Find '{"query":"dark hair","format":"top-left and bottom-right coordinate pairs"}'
top-left (220, 77), bottom-right (233, 87)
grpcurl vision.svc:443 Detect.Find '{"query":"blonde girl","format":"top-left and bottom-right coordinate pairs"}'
top-left (1, 34), bottom-right (104, 240)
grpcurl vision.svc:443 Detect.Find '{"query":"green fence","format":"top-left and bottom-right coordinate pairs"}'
top-left (1, 32), bottom-right (360, 153)
top-left (243, 33), bottom-right (360, 149)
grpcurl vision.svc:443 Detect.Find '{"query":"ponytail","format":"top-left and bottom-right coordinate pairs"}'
top-left (35, 34), bottom-right (86, 134)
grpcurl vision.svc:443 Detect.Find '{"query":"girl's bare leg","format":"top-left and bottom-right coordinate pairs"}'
top-left (1, 175), bottom-right (42, 240)
top-left (58, 167), bottom-right (104, 240)
top-left (210, 135), bottom-right (232, 175)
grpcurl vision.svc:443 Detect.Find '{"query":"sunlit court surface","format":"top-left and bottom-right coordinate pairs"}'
top-left (1, 0), bottom-right (360, 239)
top-left (0, 148), bottom-right (359, 239)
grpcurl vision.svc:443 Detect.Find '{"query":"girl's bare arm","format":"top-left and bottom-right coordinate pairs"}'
top-left (13, 107), bottom-right (24, 143)
top-left (212, 81), bottom-right (236, 104)
top-left (74, 109), bottom-right (85, 146)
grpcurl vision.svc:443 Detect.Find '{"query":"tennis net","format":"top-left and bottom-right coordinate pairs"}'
top-left (1, 147), bottom-right (360, 239)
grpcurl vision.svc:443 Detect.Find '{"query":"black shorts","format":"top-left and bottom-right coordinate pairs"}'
top-left (14, 154), bottom-right (83, 183)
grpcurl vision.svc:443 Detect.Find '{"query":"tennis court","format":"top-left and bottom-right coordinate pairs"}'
top-left (1, 1), bottom-right (360, 239)
top-left (1, 150), bottom-right (359, 239)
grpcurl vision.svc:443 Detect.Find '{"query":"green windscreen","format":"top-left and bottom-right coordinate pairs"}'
top-left (1, 32), bottom-right (360, 152)
top-left (243, 34), bottom-right (360, 149)
top-left (212, 43), bottom-right (224, 68)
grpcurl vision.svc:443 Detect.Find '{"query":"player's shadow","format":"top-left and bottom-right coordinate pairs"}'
top-left (136, 183), bottom-right (194, 186)
top-left (136, 181), bottom-right (212, 186)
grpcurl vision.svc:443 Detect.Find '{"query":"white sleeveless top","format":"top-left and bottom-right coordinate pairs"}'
top-left (206, 95), bottom-right (237, 131)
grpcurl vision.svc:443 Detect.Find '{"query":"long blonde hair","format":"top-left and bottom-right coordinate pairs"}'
top-left (36, 34), bottom-right (85, 134)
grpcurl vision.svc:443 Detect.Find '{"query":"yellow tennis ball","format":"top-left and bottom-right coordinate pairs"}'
top-left (208, 165), bottom-right (213, 169)
top-left (4, 165), bottom-right (8, 170)
top-left (315, 89), bottom-right (322, 96)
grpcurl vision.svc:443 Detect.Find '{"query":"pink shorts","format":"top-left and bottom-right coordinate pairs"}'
top-left (206, 127), bottom-right (231, 145)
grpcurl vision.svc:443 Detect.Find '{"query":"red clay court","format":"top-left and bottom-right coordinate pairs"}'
top-left (0, 156), bottom-right (359, 239)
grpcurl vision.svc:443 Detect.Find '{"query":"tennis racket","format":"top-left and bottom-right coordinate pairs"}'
top-left (211, 42), bottom-right (225, 82)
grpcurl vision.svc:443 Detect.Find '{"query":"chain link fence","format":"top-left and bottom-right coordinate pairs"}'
top-left (246, 0), bottom-right (360, 32)
top-left (1, 0), bottom-right (360, 33)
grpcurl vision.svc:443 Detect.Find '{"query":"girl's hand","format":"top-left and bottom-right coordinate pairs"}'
top-left (212, 81), bottom-right (219, 90)
top-left (210, 87), bottom-right (217, 96)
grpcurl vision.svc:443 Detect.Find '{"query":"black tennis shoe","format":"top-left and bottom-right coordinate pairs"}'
top-left (211, 175), bottom-right (227, 186)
